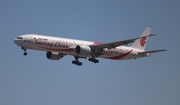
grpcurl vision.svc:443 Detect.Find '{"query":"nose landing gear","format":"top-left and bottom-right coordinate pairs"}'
top-left (21, 47), bottom-right (27, 56)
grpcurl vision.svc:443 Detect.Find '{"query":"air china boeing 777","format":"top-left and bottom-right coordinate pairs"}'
top-left (14, 27), bottom-right (166, 66)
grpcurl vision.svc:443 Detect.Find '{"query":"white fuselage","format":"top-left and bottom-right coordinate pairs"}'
top-left (14, 34), bottom-right (150, 60)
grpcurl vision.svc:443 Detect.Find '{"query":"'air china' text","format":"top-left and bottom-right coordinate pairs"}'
top-left (34, 37), bottom-right (70, 48)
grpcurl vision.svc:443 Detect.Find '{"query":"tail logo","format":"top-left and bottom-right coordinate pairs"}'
top-left (140, 37), bottom-right (147, 47)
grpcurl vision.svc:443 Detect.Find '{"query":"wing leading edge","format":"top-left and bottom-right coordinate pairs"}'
top-left (90, 34), bottom-right (155, 50)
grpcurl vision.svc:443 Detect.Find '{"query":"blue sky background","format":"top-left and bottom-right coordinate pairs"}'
top-left (0, 0), bottom-right (179, 105)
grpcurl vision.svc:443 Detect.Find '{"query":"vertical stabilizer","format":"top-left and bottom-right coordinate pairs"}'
top-left (131, 27), bottom-right (151, 51)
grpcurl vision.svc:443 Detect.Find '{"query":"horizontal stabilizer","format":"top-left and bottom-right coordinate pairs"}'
top-left (138, 49), bottom-right (167, 54)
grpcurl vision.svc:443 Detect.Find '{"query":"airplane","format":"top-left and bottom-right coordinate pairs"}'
top-left (14, 27), bottom-right (166, 66)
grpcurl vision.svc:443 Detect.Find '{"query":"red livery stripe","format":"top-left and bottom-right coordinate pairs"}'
top-left (108, 49), bottom-right (133, 60)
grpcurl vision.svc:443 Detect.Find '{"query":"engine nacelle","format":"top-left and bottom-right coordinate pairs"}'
top-left (75, 45), bottom-right (92, 56)
top-left (46, 51), bottom-right (63, 60)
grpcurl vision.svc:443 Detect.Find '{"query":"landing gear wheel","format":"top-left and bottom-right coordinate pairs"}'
top-left (94, 59), bottom-right (99, 63)
top-left (24, 52), bottom-right (27, 56)
top-left (88, 58), bottom-right (99, 63)
top-left (88, 58), bottom-right (92, 61)
top-left (72, 59), bottom-right (83, 66)
top-left (78, 62), bottom-right (82, 66)
top-left (21, 47), bottom-right (28, 56)
top-left (72, 60), bottom-right (76, 64)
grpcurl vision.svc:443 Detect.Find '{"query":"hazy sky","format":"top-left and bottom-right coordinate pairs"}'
top-left (0, 0), bottom-right (179, 105)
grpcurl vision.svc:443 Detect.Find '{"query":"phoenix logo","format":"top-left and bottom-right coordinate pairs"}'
top-left (140, 37), bottom-right (147, 47)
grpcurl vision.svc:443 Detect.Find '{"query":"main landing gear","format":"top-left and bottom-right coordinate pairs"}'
top-left (72, 56), bottom-right (100, 66)
top-left (21, 47), bottom-right (27, 56)
top-left (72, 56), bottom-right (83, 66)
top-left (88, 58), bottom-right (99, 63)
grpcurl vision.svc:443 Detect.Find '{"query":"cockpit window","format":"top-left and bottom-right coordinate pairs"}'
top-left (17, 37), bottom-right (23, 39)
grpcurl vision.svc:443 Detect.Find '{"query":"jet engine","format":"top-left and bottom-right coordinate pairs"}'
top-left (75, 45), bottom-right (92, 56)
top-left (46, 51), bottom-right (63, 60)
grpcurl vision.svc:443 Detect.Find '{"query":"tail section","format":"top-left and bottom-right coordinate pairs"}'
top-left (131, 27), bottom-right (151, 51)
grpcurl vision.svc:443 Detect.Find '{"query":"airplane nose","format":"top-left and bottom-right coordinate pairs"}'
top-left (14, 38), bottom-right (21, 46)
top-left (14, 36), bottom-right (24, 46)
top-left (14, 39), bottom-right (18, 44)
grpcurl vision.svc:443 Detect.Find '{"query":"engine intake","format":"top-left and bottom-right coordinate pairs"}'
top-left (46, 51), bottom-right (63, 60)
top-left (75, 45), bottom-right (92, 56)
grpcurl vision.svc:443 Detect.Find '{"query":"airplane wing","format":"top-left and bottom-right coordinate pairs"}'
top-left (90, 34), bottom-right (155, 57)
top-left (138, 49), bottom-right (167, 54)
top-left (90, 34), bottom-right (155, 50)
